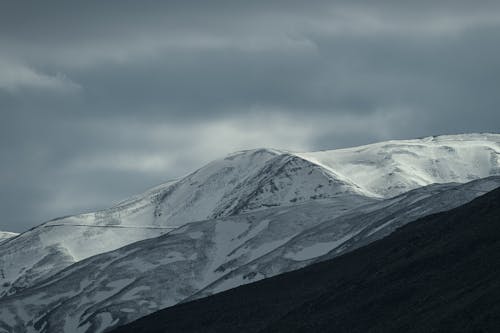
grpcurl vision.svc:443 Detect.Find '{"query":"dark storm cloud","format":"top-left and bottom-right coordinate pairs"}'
top-left (1, 0), bottom-right (500, 231)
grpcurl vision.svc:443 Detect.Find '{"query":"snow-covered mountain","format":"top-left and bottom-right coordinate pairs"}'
top-left (0, 134), bottom-right (499, 297)
top-left (1, 177), bottom-right (499, 333)
top-left (0, 148), bottom-right (371, 297)
top-left (0, 133), bottom-right (499, 332)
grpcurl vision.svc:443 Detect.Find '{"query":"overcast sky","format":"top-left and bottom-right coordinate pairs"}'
top-left (1, 0), bottom-right (500, 232)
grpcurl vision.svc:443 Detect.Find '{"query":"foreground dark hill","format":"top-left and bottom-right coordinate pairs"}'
top-left (112, 187), bottom-right (500, 333)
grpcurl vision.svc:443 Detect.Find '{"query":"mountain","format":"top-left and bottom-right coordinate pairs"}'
top-left (0, 148), bottom-right (371, 298)
top-left (111, 186), bottom-right (500, 333)
top-left (1, 134), bottom-right (498, 299)
top-left (1, 177), bottom-right (499, 333)
top-left (0, 133), bottom-right (499, 332)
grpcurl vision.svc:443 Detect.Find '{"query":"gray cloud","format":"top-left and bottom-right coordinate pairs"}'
top-left (1, 0), bottom-right (500, 232)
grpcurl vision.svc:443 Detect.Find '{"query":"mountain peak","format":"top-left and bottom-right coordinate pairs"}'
top-left (221, 148), bottom-right (286, 162)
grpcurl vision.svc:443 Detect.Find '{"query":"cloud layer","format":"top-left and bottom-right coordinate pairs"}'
top-left (1, 0), bottom-right (500, 231)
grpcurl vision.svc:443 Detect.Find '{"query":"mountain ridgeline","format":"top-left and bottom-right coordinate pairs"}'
top-left (0, 133), bottom-right (499, 333)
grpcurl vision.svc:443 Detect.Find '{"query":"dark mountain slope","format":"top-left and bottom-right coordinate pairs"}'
top-left (111, 187), bottom-right (500, 333)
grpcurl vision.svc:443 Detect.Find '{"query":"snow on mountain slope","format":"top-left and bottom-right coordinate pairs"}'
top-left (0, 232), bottom-right (17, 240)
top-left (0, 232), bottom-right (18, 245)
top-left (1, 177), bottom-right (499, 333)
top-left (191, 176), bottom-right (500, 300)
top-left (0, 133), bottom-right (498, 314)
top-left (154, 149), bottom-right (371, 220)
top-left (0, 148), bottom-right (368, 298)
top-left (297, 133), bottom-right (500, 197)
top-left (0, 194), bottom-right (374, 333)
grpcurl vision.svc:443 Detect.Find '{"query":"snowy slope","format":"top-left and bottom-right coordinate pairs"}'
top-left (1, 177), bottom-right (499, 333)
top-left (297, 133), bottom-right (500, 197)
top-left (0, 133), bottom-right (498, 307)
top-left (191, 176), bottom-right (500, 300)
top-left (0, 232), bottom-right (18, 245)
top-left (0, 149), bottom-right (367, 297)
top-left (0, 195), bottom-right (374, 333)
top-left (1, 134), bottom-right (499, 299)
top-left (0, 232), bottom-right (17, 240)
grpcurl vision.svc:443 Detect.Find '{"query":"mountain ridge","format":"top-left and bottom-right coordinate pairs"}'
top-left (0, 133), bottom-right (499, 332)
top-left (1, 134), bottom-right (498, 298)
